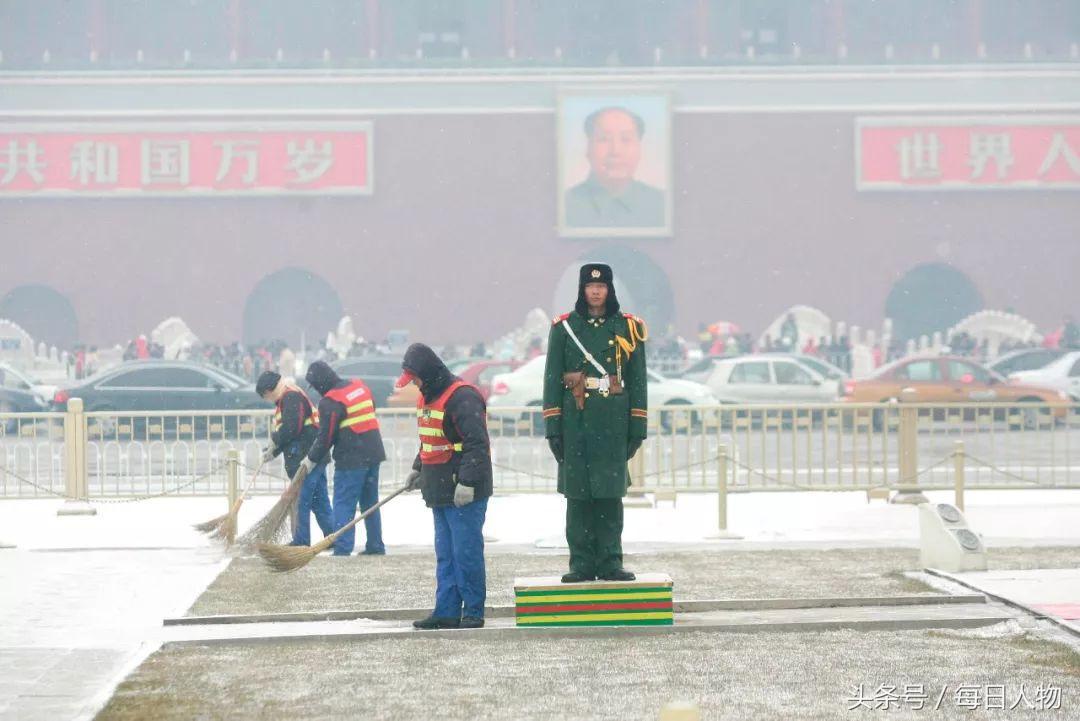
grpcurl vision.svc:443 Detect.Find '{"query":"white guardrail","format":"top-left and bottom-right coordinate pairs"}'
top-left (1, 399), bottom-right (1079, 500)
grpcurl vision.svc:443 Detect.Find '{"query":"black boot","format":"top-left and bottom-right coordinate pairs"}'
top-left (460, 616), bottom-right (485, 629)
top-left (561, 571), bottom-right (596, 583)
top-left (412, 615), bottom-right (460, 630)
top-left (598, 568), bottom-right (636, 581)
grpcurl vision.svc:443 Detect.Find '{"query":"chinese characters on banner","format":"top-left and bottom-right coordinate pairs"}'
top-left (0, 122), bottom-right (373, 196)
top-left (856, 116), bottom-right (1080, 190)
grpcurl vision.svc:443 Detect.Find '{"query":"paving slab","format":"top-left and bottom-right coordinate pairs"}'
top-left (0, 549), bottom-right (228, 721)
top-left (941, 567), bottom-right (1080, 636)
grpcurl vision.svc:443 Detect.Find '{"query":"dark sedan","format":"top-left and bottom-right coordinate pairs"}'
top-left (53, 361), bottom-right (270, 438)
top-left (54, 360), bottom-right (266, 412)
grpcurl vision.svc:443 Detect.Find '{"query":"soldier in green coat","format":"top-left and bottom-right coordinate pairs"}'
top-left (543, 263), bottom-right (648, 583)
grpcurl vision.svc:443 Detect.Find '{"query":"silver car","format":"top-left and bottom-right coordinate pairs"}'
top-left (704, 356), bottom-right (840, 404)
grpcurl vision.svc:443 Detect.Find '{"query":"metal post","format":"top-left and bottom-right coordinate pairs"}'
top-left (953, 440), bottom-right (965, 512)
top-left (707, 443), bottom-right (741, 539)
top-left (58, 397), bottom-right (96, 516)
top-left (718, 443), bottom-right (728, 530)
top-left (891, 393), bottom-right (927, 504)
top-left (227, 449), bottom-right (239, 510)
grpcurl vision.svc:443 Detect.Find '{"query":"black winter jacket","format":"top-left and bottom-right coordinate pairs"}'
top-left (270, 389), bottom-right (319, 477)
top-left (305, 361), bottom-right (387, 470)
top-left (403, 344), bottom-right (493, 507)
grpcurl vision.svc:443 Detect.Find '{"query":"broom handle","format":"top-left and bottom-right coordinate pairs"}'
top-left (325, 485), bottom-right (410, 545)
top-left (231, 460), bottom-right (266, 510)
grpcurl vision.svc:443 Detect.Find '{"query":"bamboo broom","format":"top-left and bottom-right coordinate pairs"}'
top-left (207, 460), bottom-right (266, 547)
top-left (236, 462), bottom-right (309, 547)
top-left (193, 460), bottom-right (263, 534)
top-left (258, 485), bottom-right (408, 572)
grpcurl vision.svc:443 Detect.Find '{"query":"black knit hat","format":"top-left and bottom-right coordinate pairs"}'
top-left (575, 263), bottom-right (621, 317)
top-left (255, 370), bottom-right (281, 396)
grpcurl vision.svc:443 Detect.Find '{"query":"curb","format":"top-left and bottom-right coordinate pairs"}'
top-left (162, 607), bottom-right (1013, 648)
top-left (165, 594), bottom-right (986, 627)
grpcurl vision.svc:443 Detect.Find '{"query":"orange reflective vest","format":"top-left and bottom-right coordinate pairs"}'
top-left (272, 389), bottom-right (319, 433)
top-left (323, 380), bottom-right (380, 435)
top-left (417, 381), bottom-right (476, 464)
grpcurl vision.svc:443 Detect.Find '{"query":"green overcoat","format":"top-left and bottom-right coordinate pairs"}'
top-left (543, 311), bottom-right (648, 500)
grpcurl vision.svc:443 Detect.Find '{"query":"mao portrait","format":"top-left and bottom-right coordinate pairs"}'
top-left (558, 92), bottom-right (672, 237)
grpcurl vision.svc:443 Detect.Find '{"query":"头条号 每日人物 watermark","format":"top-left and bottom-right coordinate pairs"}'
top-left (846, 682), bottom-right (1062, 712)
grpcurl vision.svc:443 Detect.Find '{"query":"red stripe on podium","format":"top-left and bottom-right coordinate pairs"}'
top-left (516, 601), bottom-right (673, 614)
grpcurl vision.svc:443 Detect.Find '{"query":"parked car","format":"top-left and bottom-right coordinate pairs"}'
top-left (702, 356), bottom-right (840, 404)
top-left (385, 359), bottom-right (523, 408)
top-left (51, 360), bottom-right (268, 437)
top-left (1010, 351), bottom-right (1080, 401)
top-left (486, 355), bottom-right (718, 431)
top-left (843, 355), bottom-right (1068, 428)
top-left (0, 363), bottom-right (52, 414)
top-left (987, 348), bottom-right (1069, 377)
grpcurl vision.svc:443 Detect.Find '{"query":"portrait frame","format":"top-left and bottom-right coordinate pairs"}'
top-left (557, 88), bottom-right (673, 238)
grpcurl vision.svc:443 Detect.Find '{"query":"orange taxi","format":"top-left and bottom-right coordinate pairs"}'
top-left (844, 355), bottom-right (1067, 415)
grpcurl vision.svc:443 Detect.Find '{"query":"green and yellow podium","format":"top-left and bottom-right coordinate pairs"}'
top-left (514, 573), bottom-right (674, 627)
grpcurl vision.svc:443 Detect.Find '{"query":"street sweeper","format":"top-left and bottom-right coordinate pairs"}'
top-left (303, 360), bottom-right (388, 556)
top-left (256, 370), bottom-right (333, 547)
top-left (397, 343), bottom-right (493, 630)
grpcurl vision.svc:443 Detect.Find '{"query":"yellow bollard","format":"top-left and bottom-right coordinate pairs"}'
top-left (227, 449), bottom-right (239, 510)
top-left (659, 701), bottom-right (701, 721)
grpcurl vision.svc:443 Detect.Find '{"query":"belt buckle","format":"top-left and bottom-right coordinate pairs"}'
top-left (597, 376), bottom-right (610, 397)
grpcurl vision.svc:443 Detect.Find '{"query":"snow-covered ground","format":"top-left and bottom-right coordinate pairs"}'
top-left (1, 488), bottom-right (1078, 552)
top-left (2, 489), bottom-right (1077, 720)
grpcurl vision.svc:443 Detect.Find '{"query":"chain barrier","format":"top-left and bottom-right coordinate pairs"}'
top-left (85, 468), bottom-right (222, 504)
top-left (0, 463), bottom-right (224, 504)
top-left (962, 452), bottom-right (1054, 487)
top-left (492, 452), bottom-right (731, 484)
top-left (0, 466), bottom-right (68, 498)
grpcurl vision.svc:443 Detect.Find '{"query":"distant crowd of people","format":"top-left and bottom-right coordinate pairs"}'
top-left (63, 314), bottom-right (1080, 385)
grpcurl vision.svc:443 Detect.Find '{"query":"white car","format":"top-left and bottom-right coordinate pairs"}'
top-left (487, 354), bottom-right (718, 423)
top-left (1010, 351), bottom-right (1080, 400)
top-left (703, 356), bottom-right (840, 403)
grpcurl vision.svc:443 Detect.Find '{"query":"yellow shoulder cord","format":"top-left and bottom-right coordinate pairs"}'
top-left (615, 317), bottom-right (648, 386)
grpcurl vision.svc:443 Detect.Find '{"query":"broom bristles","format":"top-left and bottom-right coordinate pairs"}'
top-left (192, 513), bottom-right (228, 534)
top-left (256, 485), bottom-right (408, 572)
top-left (257, 542), bottom-right (318, 572)
top-left (257, 528), bottom-right (336, 572)
top-left (196, 459), bottom-right (265, 539)
top-left (236, 479), bottom-right (302, 547)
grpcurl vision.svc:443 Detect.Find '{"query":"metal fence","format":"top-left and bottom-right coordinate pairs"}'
top-left (1, 398), bottom-right (1079, 502)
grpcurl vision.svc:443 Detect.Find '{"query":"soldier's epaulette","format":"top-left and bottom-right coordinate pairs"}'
top-left (623, 312), bottom-right (644, 324)
top-left (552, 312), bottom-right (571, 325)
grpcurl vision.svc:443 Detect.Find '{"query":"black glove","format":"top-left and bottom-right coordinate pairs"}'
top-left (547, 437), bottom-right (564, 463)
top-left (627, 438), bottom-right (642, 460)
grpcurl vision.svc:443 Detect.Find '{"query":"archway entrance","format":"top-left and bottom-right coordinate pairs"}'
top-left (0, 284), bottom-right (79, 348)
top-left (551, 245), bottom-right (675, 333)
top-left (885, 263), bottom-right (983, 342)
top-left (242, 268), bottom-right (343, 348)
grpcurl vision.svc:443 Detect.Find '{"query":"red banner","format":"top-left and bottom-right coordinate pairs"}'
top-left (0, 122), bottom-right (372, 197)
top-left (856, 116), bottom-right (1080, 191)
